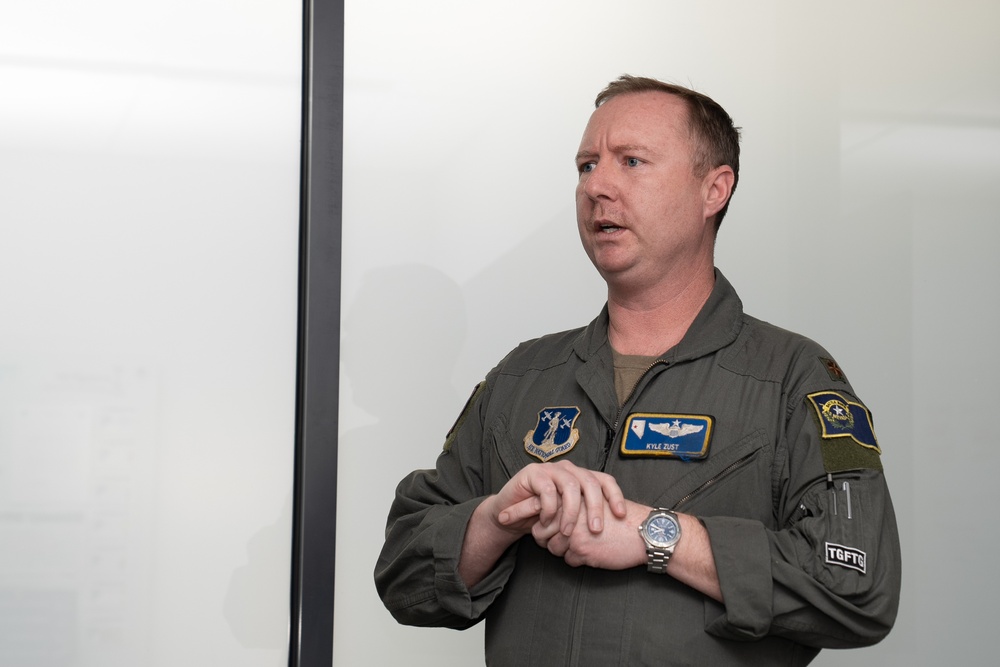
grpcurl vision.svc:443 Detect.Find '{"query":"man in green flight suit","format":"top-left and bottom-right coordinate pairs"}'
top-left (375, 75), bottom-right (901, 666)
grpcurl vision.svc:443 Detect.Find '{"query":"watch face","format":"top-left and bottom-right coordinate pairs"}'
top-left (645, 514), bottom-right (679, 548)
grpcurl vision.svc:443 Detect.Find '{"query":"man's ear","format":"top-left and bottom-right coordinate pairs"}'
top-left (703, 165), bottom-right (735, 220)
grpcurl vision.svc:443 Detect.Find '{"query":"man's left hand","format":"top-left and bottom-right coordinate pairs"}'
top-left (533, 498), bottom-right (650, 570)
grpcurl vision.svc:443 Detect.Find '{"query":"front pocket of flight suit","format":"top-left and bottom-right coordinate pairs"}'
top-left (653, 428), bottom-right (770, 516)
top-left (490, 408), bottom-right (607, 488)
top-left (490, 412), bottom-right (564, 486)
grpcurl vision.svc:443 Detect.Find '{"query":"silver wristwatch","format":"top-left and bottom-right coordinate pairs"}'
top-left (639, 508), bottom-right (681, 574)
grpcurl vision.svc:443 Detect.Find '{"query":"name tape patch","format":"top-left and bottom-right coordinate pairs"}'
top-left (620, 413), bottom-right (713, 459)
top-left (825, 542), bottom-right (867, 574)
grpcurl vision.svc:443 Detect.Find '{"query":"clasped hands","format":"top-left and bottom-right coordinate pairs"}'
top-left (487, 460), bottom-right (648, 570)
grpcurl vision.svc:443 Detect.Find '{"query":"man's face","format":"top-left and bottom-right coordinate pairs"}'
top-left (575, 91), bottom-right (716, 293)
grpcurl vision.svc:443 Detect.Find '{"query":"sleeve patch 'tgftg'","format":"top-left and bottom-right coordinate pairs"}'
top-left (825, 542), bottom-right (867, 574)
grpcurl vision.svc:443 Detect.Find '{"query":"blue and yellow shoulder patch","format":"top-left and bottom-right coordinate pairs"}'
top-left (807, 391), bottom-right (882, 472)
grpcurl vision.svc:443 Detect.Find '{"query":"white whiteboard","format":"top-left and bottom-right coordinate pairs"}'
top-left (0, 2), bottom-right (301, 665)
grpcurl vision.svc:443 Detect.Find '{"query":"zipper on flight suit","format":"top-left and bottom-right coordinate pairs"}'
top-left (600, 359), bottom-right (669, 471)
top-left (600, 427), bottom-right (615, 472)
top-left (672, 450), bottom-right (758, 511)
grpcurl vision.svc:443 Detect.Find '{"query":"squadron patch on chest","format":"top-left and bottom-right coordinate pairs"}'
top-left (523, 407), bottom-right (581, 462)
top-left (619, 413), bottom-right (713, 459)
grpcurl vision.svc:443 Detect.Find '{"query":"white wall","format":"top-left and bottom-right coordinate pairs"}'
top-left (0, 2), bottom-right (301, 665)
top-left (341, 1), bottom-right (1000, 665)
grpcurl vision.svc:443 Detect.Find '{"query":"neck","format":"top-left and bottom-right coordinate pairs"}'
top-left (606, 266), bottom-right (715, 356)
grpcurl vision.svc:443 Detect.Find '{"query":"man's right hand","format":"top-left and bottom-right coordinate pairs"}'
top-left (493, 460), bottom-right (627, 536)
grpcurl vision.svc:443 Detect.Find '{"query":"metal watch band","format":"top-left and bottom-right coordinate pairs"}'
top-left (646, 547), bottom-right (673, 574)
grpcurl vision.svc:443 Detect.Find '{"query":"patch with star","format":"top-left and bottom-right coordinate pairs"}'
top-left (807, 391), bottom-right (882, 472)
top-left (523, 406), bottom-right (581, 462)
top-left (619, 413), bottom-right (713, 459)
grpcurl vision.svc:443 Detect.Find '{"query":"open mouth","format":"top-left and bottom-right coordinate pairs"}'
top-left (599, 223), bottom-right (622, 233)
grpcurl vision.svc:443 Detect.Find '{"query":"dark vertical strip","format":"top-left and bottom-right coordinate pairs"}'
top-left (290, 0), bottom-right (343, 666)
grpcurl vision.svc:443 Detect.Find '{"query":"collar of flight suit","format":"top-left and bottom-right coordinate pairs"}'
top-left (574, 268), bottom-right (746, 366)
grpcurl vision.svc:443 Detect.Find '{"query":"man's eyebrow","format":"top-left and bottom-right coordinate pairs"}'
top-left (612, 143), bottom-right (653, 154)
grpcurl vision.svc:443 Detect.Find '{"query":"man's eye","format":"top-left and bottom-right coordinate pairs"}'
top-left (626, 157), bottom-right (641, 167)
top-left (579, 162), bottom-right (596, 174)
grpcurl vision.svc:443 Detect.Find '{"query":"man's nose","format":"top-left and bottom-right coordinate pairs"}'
top-left (582, 161), bottom-right (617, 201)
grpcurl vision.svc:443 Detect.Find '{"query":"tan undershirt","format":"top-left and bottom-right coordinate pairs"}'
top-left (612, 349), bottom-right (659, 407)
